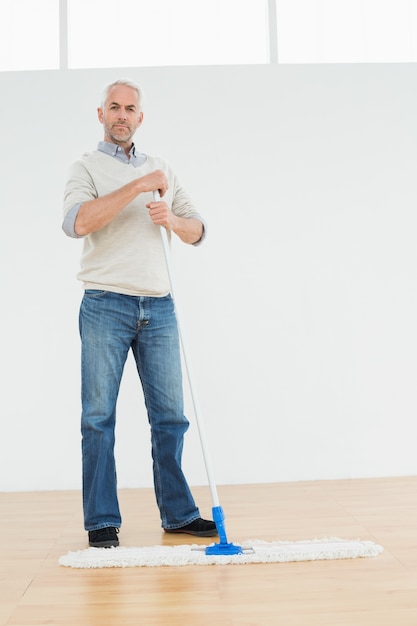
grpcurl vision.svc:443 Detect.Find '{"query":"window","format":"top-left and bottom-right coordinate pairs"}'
top-left (67, 0), bottom-right (269, 68)
top-left (0, 0), bottom-right (59, 71)
top-left (276, 0), bottom-right (417, 63)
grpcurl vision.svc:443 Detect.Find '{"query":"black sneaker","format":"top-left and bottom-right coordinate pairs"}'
top-left (88, 527), bottom-right (119, 548)
top-left (164, 518), bottom-right (218, 537)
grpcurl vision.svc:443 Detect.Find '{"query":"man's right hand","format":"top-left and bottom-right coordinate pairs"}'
top-left (138, 169), bottom-right (168, 197)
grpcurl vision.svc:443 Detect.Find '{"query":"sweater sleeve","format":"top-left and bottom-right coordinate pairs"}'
top-left (170, 173), bottom-right (207, 245)
top-left (63, 158), bottom-right (98, 218)
top-left (62, 156), bottom-right (99, 239)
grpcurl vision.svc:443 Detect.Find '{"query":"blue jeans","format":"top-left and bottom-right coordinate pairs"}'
top-left (79, 290), bottom-right (200, 531)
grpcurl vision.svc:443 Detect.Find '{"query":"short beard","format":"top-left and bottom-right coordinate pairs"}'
top-left (105, 124), bottom-right (134, 146)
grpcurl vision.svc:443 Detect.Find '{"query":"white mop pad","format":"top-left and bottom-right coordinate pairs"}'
top-left (59, 538), bottom-right (383, 568)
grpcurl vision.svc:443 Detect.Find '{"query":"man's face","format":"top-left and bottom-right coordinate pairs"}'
top-left (98, 84), bottom-right (143, 146)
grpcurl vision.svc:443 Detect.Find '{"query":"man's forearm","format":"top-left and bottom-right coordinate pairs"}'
top-left (171, 216), bottom-right (204, 245)
top-left (75, 169), bottom-right (168, 236)
top-left (74, 178), bottom-right (144, 236)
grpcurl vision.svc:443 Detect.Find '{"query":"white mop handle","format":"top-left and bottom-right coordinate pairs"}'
top-left (153, 190), bottom-right (220, 508)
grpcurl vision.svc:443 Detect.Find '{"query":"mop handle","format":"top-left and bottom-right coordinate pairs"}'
top-left (153, 190), bottom-right (220, 508)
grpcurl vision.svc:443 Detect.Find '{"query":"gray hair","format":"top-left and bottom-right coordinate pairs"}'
top-left (101, 78), bottom-right (144, 111)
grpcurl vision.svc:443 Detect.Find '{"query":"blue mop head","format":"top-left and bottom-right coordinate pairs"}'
top-left (205, 505), bottom-right (243, 555)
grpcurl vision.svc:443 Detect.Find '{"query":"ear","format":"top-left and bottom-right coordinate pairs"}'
top-left (137, 111), bottom-right (144, 127)
top-left (97, 107), bottom-right (104, 124)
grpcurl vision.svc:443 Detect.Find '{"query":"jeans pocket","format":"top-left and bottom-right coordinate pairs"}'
top-left (84, 289), bottom-right (107, 298)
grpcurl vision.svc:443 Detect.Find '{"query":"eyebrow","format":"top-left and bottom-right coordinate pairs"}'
top-left (108, 101), bottom-right (137, 109)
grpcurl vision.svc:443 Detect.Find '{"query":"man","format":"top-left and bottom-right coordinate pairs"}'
top-left (63, 78), bottom-right (217, 548)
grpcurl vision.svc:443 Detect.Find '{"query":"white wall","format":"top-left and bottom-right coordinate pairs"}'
top-left (1, 63), bottom-right (417, 492)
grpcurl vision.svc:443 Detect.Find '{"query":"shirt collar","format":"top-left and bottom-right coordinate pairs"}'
top-left (97, 141), bottom-right (147, 167)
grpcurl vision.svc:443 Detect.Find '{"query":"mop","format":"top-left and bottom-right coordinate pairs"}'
top-left (59, 191), bottom-right (383, 568)
top-left (152, 191), bottom-right (242, 558)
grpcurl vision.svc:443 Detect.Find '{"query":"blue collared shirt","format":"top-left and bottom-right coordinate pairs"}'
top-left (96, 141), bottom-right (148, 167)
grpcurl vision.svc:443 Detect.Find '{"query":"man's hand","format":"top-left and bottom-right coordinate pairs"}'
top-left (138, 170), bottom-right (168, 196)
top-left (146, 199), bottom-right (203, 244)
top-left (146, 200), bottom-right (173, 229)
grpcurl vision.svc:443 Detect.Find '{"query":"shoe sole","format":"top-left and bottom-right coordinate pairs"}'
top-left (89, 540), bottom-right (119, 548)
top-left (164, 528), bottom-right (218, 537)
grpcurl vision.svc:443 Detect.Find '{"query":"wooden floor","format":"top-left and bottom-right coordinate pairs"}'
top-left (1, 477), bottom-right (417, 625)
